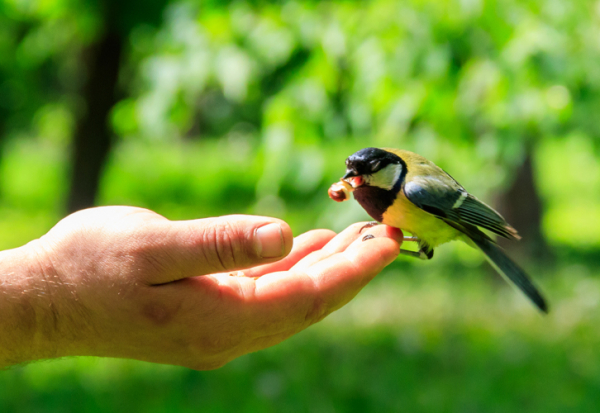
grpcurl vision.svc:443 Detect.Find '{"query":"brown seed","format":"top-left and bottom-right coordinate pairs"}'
top-left (328, 180), bottom-right (352, 202)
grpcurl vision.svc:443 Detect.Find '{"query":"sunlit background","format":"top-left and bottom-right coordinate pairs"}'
top-left (1, 0), bottom-right (600, 411)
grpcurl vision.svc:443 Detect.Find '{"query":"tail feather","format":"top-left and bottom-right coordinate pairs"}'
top-left (470, 236), bottom-right (548, 314)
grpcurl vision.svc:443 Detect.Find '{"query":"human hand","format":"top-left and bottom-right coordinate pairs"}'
top-left (0, 207), bottom-right (402, 369)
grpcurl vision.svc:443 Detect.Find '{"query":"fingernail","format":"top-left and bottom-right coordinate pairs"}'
top-left (255, 224), bottom-right (284, 258)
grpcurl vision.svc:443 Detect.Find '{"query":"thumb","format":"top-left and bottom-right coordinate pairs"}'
top-left (146, 215), bottom-right (293, 284)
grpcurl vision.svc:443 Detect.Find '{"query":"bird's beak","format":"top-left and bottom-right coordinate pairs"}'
top-left (342, 169), bottom-right (364, 188)
top-left (343, 169), bottom-right (358, 179)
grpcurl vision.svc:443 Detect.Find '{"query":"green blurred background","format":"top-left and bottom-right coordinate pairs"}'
top-left (1, 0), bottom-right (600, 411)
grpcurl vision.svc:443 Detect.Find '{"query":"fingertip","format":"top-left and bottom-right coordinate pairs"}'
top-left (272, 218), bottom-right (294, 251)
top-left (346, 235), bottom-right (401, 266)
top-left (384, 226), bottom-right (404, 247)
top-left (255, 219), bottom-right (294, 259)
top-left (355, 224), bottom-right (403, 251)
top-left (279, 220), bottom-right (294, 257)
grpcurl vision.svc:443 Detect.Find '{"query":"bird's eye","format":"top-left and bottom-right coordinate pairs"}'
top-left (370, 161), bottom-right (381, 172)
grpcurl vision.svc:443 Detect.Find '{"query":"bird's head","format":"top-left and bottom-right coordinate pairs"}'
top-left (343, 147), bottom-right (405, 191)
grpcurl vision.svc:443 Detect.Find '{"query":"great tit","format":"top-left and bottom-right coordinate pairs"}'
top-left (338, 147), bottom-right (548, 313)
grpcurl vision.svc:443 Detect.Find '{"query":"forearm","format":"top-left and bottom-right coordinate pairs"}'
top-left (0, 244), bottom-right (55, 368)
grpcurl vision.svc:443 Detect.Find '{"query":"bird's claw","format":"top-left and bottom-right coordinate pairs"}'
top-left (360, 221), bottom-right (379, 233)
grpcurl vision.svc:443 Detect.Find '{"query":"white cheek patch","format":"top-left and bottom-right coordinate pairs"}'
top-left (365, 163), bottom-right (403, 190)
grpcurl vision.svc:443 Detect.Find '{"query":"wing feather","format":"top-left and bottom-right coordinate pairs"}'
top-left (403, 176), bottom-right (519, 240)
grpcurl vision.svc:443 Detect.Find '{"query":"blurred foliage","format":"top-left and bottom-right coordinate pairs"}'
top-left (1, 0), bottom-right (600, 411)
top-left (2, 0), bottom-right (600, 246)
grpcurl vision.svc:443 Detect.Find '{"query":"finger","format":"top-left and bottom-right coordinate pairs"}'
top-left (350, 225), bottom-right (404, 248)
top-left (144, 215), bottom-right (293, 284)
top-left (290, 222), bottom-right (372, 272)
top-left (247, 233), bottom-right (402, 336)
top-left (240, 229), bottom-right (336, 278)
top-left (320, 222), bottom-right (376, 253)
top-left (292, 223), bottom-right (401, 272)
top-left (301, 228), bottom-right (403, 313)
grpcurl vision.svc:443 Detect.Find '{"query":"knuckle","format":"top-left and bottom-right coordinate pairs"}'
top-left (138, 251), bottom-right (170, 275)
top-left (210, 335), bottom-right (242, 356)
top-left (190, 328), bottom-right (244, 359)
top-left (184, 324), bottom-right (245, 370)
top-left (203, 220), bottom-right (247, 271)
top-left (302, 276), bottom-right (329, 325)
top-left (304, 296), bottom-right (329, 325)
top-left (204, 220), bottom-right (238, 268)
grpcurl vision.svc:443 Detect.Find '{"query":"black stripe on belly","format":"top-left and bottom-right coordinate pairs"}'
top-left (353, 186), bottom-right (398, 222)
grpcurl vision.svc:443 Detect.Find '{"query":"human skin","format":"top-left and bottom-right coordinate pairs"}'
top-left (0, 206), bottom-right (403, 370)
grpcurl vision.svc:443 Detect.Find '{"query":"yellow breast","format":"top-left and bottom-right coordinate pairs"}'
top-left (381, 190), bottom-right (464, 248)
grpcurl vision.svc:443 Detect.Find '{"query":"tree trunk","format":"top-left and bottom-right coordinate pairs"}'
top-left (66, 30), bottom-right (122, 213)
top-left (496, 147), bottom-right (552, 264)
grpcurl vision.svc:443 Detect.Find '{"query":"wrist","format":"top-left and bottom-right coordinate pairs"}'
top-left (0, 242), bottom-right (65, 367)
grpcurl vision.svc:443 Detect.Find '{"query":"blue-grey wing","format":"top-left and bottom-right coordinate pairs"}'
top-left (403, 176), bottom-right (519, 240)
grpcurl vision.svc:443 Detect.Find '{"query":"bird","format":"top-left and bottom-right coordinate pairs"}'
top-left (339, 147), bottom-right (548, 313)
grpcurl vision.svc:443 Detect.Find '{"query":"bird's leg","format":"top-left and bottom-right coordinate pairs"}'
top-left (398, 248), bottom-right (434, 260)
top-left (399, 249), bottom-right (429, 260)
top-left (420, 247), bottom-right (434, 260)
top-left (418, 241), bottom-right (434, 260)
top-left (398, 239), bottom-right (434, 261)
